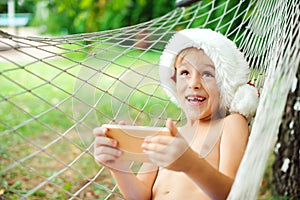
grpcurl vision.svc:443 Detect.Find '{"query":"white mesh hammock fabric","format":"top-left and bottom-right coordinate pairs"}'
top-left (0, 0), bottom-right (299, 199)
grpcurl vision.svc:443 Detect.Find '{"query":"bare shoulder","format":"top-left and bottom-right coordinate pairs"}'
top-left (219, 113), bottom-right (249, 177)
top-left (223, 113), bottom-right (249, 135)
top-left (222, 113), bottom-right (249, 144)
top-left (224, 113), bottom-right (248, 125)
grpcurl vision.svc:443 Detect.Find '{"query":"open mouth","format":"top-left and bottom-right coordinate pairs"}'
top-left (186, 96), bottom-right (206, 103)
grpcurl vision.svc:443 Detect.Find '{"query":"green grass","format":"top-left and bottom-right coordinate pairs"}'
top-left (0, 46), bottom-right (184, 199)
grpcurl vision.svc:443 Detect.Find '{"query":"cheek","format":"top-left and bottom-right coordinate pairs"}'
top-left (205, 81), bottom-right (221, 101)
top-left (205, 79), bottom-right (219, 92)
top-left (210, 87), bottom-right (221, 107)
top-left (208, 83), bottom-right (219, 94)
top-left (175, 78), bottom-right (186, 92)
top-left (175, 81), bottom-right (187, 104)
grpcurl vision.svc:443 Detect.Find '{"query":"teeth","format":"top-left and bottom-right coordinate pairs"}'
top-left (187, 97), bottom-right (205, 102)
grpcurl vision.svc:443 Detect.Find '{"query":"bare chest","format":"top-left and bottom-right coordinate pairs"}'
top-left (152, 169), bottom-right (210, 200)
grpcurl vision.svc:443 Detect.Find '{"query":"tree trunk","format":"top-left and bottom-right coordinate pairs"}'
top-left (272, 66), bottom-right (300, 199)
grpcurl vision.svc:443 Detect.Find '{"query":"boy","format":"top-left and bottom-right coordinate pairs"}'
top-left (93, 28), bottom-right (259, 199)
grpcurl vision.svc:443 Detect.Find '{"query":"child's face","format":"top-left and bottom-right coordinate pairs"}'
top-left (174, 48), bottom-right (221, 121)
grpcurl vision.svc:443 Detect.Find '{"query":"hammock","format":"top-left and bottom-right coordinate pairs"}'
top-left (0, 0), bottom-right (299, 199)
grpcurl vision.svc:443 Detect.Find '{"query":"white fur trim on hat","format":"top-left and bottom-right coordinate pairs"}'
top-left (229, 84), bottom-right (259, 118)
top-left (159, 28), bottom-right (259, 119)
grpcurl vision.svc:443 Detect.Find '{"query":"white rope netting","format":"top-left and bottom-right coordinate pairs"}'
top-left (0, 0), bottom-right (299, 199)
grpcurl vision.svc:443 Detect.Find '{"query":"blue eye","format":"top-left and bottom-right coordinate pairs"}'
top-left (180, 70), bottom-right (189, 76)
top-left (203, 71), bottom-right (214, 78)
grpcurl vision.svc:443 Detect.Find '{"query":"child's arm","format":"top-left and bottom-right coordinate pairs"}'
top-left (142, 115), bottom-right (249, 200)
top-left (93, 126), bottom-right (158, 200)
top-left (111, 163), bottom-right (158, 200)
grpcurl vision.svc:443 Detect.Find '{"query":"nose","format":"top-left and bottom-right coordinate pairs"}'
top-left (189, 72), bottom-right (202, 90)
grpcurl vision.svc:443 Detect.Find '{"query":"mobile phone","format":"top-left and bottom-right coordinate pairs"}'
top-left (102, 124), bottom-right (170, 162)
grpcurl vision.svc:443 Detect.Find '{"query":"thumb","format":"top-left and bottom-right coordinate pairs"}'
top-left (166, 118), bottom-right (178, 137)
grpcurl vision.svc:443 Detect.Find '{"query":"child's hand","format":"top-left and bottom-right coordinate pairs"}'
top-left (141, 119), bottom-right (196, 172)
top-left (93, 122), bottom-right (131, 172)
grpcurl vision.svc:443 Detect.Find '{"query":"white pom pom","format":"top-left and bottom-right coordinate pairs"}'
top-left (229, 84), bottom-right (259, 119)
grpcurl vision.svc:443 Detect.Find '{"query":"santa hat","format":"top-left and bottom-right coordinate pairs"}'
top-left (159, 28), bottom-right (259, 119)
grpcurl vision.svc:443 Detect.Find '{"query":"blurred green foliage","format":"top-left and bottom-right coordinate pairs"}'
top-left (3, 0), bottom-right (253, 37)
top-left (31, 0), bottom-right (176, 35)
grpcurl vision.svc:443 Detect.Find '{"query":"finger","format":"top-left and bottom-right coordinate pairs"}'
top-left (144, 135), bottom-right (174, 145)
top-left (142, 141), bottom-right (169, 153)
top-left (146, 150), bottom-right (174, 168)
top-left (93, 127), bottom-right (108, 136)
top-left (95, 154), bottom-right (120, 164)
top-left (94, 136), bottom-right (117, 147)
top-left (94, 145), bottom-right (122, 158)
top-left (166, 118), bottom-right (179, 137)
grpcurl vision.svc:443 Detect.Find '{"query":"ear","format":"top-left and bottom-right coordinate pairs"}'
top-left (171, 68), bottom-right (177, 82)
